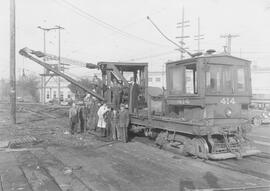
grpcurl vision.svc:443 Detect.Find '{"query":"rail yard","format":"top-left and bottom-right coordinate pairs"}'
top-left (1, 1), bottom-right (270, 191)
top-left (0, 102), bottom-right (270, 191)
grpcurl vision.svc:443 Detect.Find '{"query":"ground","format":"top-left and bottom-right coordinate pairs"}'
top-left (0, 102), bottom-right (270, 191)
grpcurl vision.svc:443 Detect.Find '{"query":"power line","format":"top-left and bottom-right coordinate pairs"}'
top-left (57, 0), bottom-right (171, 48)
top-left (123, 50), bottom-right (176, 62)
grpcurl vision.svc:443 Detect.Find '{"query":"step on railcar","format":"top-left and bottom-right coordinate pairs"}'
top-left (130, 53), bottom-right (260, 160)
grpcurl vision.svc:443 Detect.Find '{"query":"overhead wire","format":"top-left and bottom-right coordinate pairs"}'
top-left (123, 50), bottom-right (177, 62)
top-left (57, 0), bottom-right (172, 48)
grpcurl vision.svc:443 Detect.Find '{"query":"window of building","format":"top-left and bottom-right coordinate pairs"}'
top-left (148, 77), bottom-right (152, 82)
top-left (46, 91), bottom-right (50, 99)
top-left (60, 91), bottom-right (64, 101)
top-left (155, 77), bottom-right (161, 82)
top-left (53, 91), bottom-right (56, 98)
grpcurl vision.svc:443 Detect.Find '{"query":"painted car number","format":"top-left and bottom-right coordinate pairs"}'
top-left (220, 97), bottom-right (236, 104)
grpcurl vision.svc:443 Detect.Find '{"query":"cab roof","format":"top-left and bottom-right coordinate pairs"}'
top-left (166, 53), bottom-right (251, 66)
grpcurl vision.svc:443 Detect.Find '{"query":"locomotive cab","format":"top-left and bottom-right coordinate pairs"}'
top-left (166, 54), bottom-right (251, 126)
top-left (165, 53), bottom-right (260, 159)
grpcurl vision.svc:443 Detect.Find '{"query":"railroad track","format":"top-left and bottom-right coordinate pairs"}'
top-left (16, 104), bottom-right (68, 120)
top-left (132, 135), bottom-right (270, 182)
top-left (203, 153), bottom-right (270, 181)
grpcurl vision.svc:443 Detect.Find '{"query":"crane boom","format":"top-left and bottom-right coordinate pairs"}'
top-left (19, 47), bottom-right (104, 101)
top-left (30, 50), bottom-right (98, 69)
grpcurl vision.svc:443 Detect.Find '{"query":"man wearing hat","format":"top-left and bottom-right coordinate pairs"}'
top-left (129, 77), bottom-right (139, 113)
top-left (77, 101), bottom-right (86, 134)
top-left (111, 79), bottom-right (122, 110)
top-left (119, 104), bottom-right (130, 142)
top-left (69, 103), bottom-right (78, 135)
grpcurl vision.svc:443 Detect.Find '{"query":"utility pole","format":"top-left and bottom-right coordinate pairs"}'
top-left (10, 0), bottom-right (16, 124)
top-left (176, 6), bottom-right (190, 59)
top-left (220, 34), bottom-right (239, 55)
top-left (37, 25), bottom-right (64, 104)
top-left (55, 25), bottom-right (64, 104)
top-left (37, 26), bottom-right (47, 104)
top-left (194, 17), bottom-right (204, 53)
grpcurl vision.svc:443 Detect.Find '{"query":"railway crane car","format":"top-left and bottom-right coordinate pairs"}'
top-left (20, 47), bottom-right (260, 160)
top-left (129, 53), bottom-right (260, 160)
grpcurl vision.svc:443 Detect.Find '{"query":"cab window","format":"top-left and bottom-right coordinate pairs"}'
top-left (185, 64), bottom-right (197, 94)
top-left (206, 65), bottom-right (221, 92)
top-left (168, 63), bottom-right (197, 94)
top-left (170, 65), bottom-right (184, 93)
top-left (206, 65), bottom-right (233, 93)
top-left (236, 67), bottom-right (246, 92)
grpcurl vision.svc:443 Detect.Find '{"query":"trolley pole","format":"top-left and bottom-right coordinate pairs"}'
top-left (10, 0), bottom-right (16, 124)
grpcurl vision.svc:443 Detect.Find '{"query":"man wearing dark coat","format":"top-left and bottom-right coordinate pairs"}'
top-left (111, 79), bottom-right (121, 110)
top-left (69, 103), bottom-right (78, 135)
top-left (119, 104), bottom-right (130, 143)
top-left (129, 78), bottom-right (139, 113)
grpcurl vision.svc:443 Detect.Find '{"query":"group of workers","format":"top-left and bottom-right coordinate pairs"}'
top-left (68, 76), bottom-right (133, 143)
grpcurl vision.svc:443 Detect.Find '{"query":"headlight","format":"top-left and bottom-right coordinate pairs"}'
top-left (225, 107), bottom-right (232, 118)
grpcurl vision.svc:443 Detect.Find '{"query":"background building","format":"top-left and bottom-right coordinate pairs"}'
top-left (40, 78), bottom-right (75, 103)
top-left (148, 71), bottom-right (166, 88)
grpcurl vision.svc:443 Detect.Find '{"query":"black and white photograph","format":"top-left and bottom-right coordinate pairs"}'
top-left (0, 0), bottom-right (270, 190)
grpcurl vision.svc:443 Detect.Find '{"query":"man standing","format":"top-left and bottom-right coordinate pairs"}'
top-left (69, 103), bottom-right (78, 135)
top-left (85, 98), bottom-right (93, 131)
top-left (97, 103), bottom-right (109, 137)
top-left (111, 108), bottom-right (119, 140)
top-left (77, 102), bottom-right (86, 134)
top-left (111, 79), bottom-right (121, 110)
top-left (129, 78), bottom-right (139, 113)
top-left (119, 104), bottom-right (130, 143)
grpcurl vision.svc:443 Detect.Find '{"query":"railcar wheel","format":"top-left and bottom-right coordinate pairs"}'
top-left (194, 138), bottom-right (209, 159)
top-left (184, 137), bottom-right (209, 159)
top-left (252, 116), bottom-right (262, 127)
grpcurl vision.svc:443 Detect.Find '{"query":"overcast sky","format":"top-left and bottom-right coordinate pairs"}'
top-left (0, 0), bottom-right (270, 79)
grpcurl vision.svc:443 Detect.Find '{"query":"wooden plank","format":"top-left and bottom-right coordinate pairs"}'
top-left (47, 146), bottom-right (141, 191)
top-left (1, 166), bottom-right (32, 191)
top-left (16, 151), bottom-right (62, 191)
top-left (31, 149), bottom-right (91, 191)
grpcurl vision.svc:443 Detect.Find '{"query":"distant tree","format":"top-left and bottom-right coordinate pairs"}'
top-left (0, 79), bottom-right (9, 101)
top-left (17, 74), bottom-right (40, 102)
top-left (68, 78), bottom-right (95, 99)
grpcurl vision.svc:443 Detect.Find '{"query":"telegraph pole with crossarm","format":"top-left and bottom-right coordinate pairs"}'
top-left (176, 7), bottom-right (190, 59)
top-left (194, 17), bottom-right (204, 53)
top-left (220, 34), bottom-right (239, 55)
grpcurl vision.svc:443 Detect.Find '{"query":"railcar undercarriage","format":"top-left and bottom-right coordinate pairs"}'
top-left (130, 114), bottom-right (260, 160)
